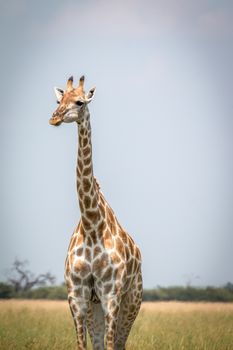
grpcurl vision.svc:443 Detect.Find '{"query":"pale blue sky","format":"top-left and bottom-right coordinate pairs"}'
top-left (1, 0), bottom-right (233, 287)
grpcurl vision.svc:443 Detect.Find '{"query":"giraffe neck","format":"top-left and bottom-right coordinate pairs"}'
top-left (76, 111), bottom-right (100, 229)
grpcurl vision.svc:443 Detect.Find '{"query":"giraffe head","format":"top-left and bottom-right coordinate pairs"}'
top-left (49, 76), bottom-right (96, 126)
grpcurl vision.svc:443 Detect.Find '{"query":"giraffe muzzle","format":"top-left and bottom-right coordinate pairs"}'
top-left (49, 114), bottom-right (63, 126)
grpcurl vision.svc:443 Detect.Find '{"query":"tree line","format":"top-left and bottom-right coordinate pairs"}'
top-left (1, 259), bottom-right (233, 302)
top-left (1, 283), bottom-right (233, 302)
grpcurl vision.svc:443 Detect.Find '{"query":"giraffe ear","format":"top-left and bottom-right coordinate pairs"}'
top-left (85, 87), bottom-right (96, 103)
top-left (54, 87), bottom-right (64, 103)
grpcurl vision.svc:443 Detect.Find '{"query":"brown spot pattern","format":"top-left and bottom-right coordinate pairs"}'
top-left (86, 209), bottom-right (100, 224)
top-left (91, 195), bottom-right (98, 208)
top-left (83, 146), bottom-right (91, 158)
top-left (98, 220), bottom-right (106, 233)
top-left (78, 159), bottom-right (83, 172)
top-left (83, 156), bottom-right (91, 166)
top-left (102, 266), bottom-right (112, 282)
top-left (93, 246), bottom-right (102, 258)
top-left (82, 137), bottom-right (88, 148)
top-left (90, 231), bottom-right (97, 244)
top-left (85, 248), bottom-right (91, 262)
top-left (99, 203), bottom-right (106, 218)
top-left (128, 237), bottom-right (134, 255)
top-left (104, 283), bottom-right (112, 294)
top-left (71, 273), bottom-right (82, 284)
top-left (87, 236), bottom-right (92, 247)
top-left (83, 166), bottom-right (92, 176)
top-left (68, 236), bottom-right (77, 251)
top-left (74, 288), bottom-right (82, 298)
top-left (79, 200), bottom-right (84, 213)
top-left (125, 245), bottom-right (130, 261)
top-left (127, 258), bottom-right (134, 274)
top-left (74, 259), bottom-right (90, 276)
top-left (104, 229), bottom-right (114, 250)
top-left (120, 230), bottom-right (128, 244)
top-left (83, 195), bottom-right (91, 209)
top-left (115, 237), bottom-right (124, 258)
top-left (82, 216), bottom-right (91, 230)
top-left (93, 258), bottom-right (103, 277)
top-left (76, 167), bottom-right (81, 179)
top-left (111, 252), bottom-right (121, 265)
top-left (83, 178), bottom-right (91, 192)
top-left (76, 247), bottom-right (83, 256)
top-left (78, 188), bottom-right (84, 200)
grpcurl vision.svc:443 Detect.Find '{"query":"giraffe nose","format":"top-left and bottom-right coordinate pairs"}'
top-left (52, 109), bottom-right (60, 117)
top-left (49, 112), bottom-right (63, 126)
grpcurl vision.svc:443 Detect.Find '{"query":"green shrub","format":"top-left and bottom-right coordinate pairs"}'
top-left (1, 281), bottom-right (233, 302)
top-left (0, 282), bottom-right (14, 298)
top-left (143, 284), bottom-right (233, 302)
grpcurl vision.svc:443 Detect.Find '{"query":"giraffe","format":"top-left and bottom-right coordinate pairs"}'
top-left (49, 76), bottom-right (142, 350)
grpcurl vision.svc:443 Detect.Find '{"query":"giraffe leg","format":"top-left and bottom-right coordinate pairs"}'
top-left (114, 271), bottom-right (143, 350)
top-left (100, 295), bottom-right (122, 350)
top-left (68, 295), bottom-right (89, 350)
top-left (86, 301), bottom-right (105, 350)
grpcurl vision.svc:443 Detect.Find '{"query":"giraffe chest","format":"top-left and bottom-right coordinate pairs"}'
top-left (67, 233), bottom-right (119, 279)
top-left (65, 227), bottom-right (141, 297)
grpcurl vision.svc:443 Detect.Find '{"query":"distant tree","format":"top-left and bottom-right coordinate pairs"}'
top-left (0, 282), bottom-right (14, 298)
top-left (224, 282), bottom-right (233, 291)
top-left (7, 259), bottom-right (56, 292)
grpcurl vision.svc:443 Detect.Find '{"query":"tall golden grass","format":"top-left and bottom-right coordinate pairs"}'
top-left (0, 300), bottom-right (233, 349)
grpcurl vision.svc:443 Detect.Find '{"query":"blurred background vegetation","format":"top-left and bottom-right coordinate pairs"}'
top-left (0, 259), bottom-right (233, 301)
top-left (1, 283), bottom-right (233, 302)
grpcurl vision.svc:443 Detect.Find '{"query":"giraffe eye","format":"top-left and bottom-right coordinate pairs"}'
top-left (75, 101), bottom-right (84, 106)
top-left (56, 100), bottom-right (60, 104)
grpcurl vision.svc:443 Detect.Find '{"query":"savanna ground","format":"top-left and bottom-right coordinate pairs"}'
top-left (0, 300), bottom-right (233, 350)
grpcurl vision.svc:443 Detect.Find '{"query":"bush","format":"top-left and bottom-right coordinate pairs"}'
top-left (14, 285), bottom-right (67, 300)
top-left (0, 283), bottom-right (14, 299)
top-left (143, 284), bottom-right (233, 302)
top-left (1, 281), bottom-right (233, 302)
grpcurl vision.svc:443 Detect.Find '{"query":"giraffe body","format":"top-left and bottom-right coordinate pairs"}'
top-left (50, 76), bottom-right (142, 350)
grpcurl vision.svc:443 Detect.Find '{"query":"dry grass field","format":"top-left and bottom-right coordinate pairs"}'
top-left (0, 300), bottom-right (233, 349)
